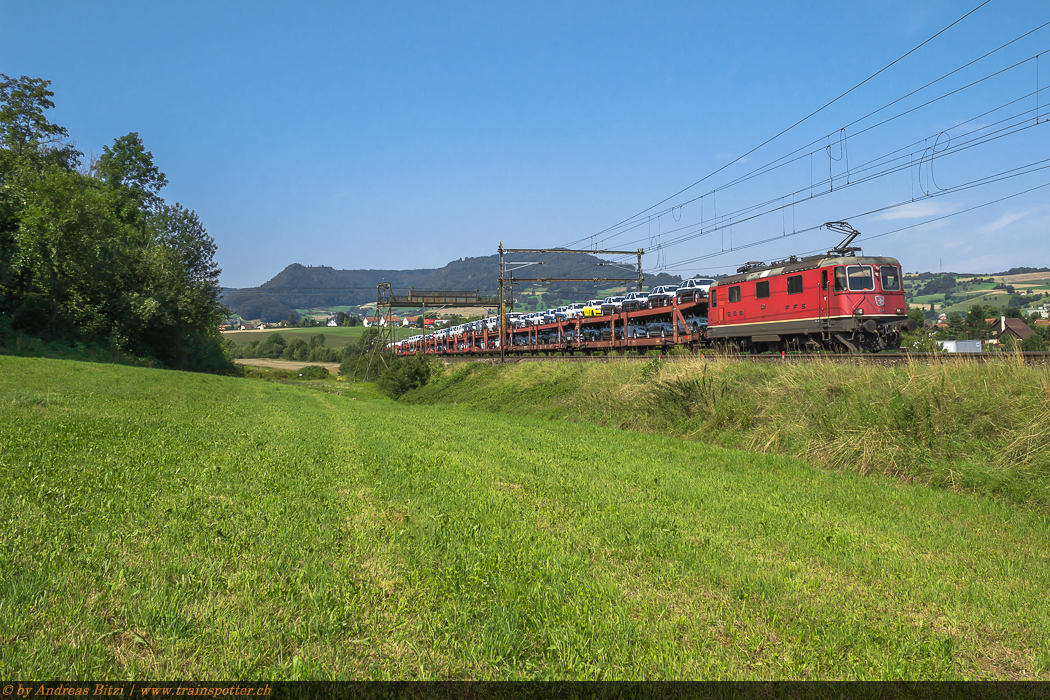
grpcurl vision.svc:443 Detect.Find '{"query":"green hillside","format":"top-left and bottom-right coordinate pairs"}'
top-left (3, 356), bottom-right (1049, 679)
top-left (220, 326), bottom-right (370, 344)
top-left (222, 255), bottom-right (682, 321)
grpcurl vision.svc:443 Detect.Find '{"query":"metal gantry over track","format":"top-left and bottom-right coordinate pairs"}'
top-left (497, 243), bottom-right (644, 362)
top-left (358, 284), bottom-right (502, 379)
top-left (358, 244), bottom-right (645, 376)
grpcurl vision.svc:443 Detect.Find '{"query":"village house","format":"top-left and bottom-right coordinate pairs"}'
top-left (403, 316), bottom-right (436, 327)
top-left (989, 317), bottom-right (1034, 342)
top-left (362, 315), bottom-right (399, 328)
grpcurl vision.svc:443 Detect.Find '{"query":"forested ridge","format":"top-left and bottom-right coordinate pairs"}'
top-left (0, 75), bottom-right (232, 372)
top-left (224, 255), bottom-right (682, 320)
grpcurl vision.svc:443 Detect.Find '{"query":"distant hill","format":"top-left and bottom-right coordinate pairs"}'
top-left (223, 252), bottom-right (682, 321)
top-left (995, 266), bottom-right (1050, 276)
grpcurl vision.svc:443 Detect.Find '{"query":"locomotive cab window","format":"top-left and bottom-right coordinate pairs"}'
top-left (710, 289), bottom-right (717, 306)
top-left (755, 280), bottom-right (770, 299)
top-left (787, 275), bottom-right (803, 295)
top-left (834, 266), bottom-right (848, 292)
top-left (728, 286), bottom-right (741, 303)
top-left (847, 265), bottom-right (874, 291)
top-left (880, 265), bottom-right (901, 291)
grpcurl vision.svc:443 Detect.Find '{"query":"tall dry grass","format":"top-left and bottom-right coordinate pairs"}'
top-left (410, 354), bottom-right (1050, 506)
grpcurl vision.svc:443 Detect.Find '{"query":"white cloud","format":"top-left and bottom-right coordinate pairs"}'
top-left (875, 201), bottom-right (954, 220)
top-left (978, 210), bottom-right (1028, 234)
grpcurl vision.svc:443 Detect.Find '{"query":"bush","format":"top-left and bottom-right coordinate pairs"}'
top-left (241, 366), bottom-right (296, 380)
top-left (1021, 334), bottom-right (1045, 352)
top-left (377, 353), bottom-right (439, 399)
top-left (297, 365), bottom-right (330, 380)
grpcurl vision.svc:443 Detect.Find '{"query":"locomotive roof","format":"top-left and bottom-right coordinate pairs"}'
top-left (712, 255), bottom-right (901, 286)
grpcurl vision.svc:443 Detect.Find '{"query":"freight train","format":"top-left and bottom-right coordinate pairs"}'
top-left (393, 223), bottom-right (917, 357)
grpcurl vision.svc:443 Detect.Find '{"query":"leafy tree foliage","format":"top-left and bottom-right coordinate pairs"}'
top-left (943, 312), bottom-right (966, 340)
top-left (376, 353), bottom-right (438, 399)
top-left (0, 74), bottom-right (77, 167)
top-left (95, 132), bottom-right (167, 213)
top-left (1021, 333), bottom-right (1045, 351)
top-left (963, 304), bottom-right (995, 339)
top-left (0, 75), bottom-right (231, 372)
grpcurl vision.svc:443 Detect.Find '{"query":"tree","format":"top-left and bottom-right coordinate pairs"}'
top-left (376, 353), bottom-right (437, 399)
top-left (1004, 307), bottom-right (1023, 319)
top-left (1021, 333), bottom-right (1045, 351)
top-left (964, 304), bottom-right (994, 339)
top-left (0, 75), bottom-right (231, 372)
top-left (95, 132), bottom-right (167, 213)
top-left (943, 312), bottom-right (965, 340)
top-left (906, 307), bottom-right (926, 330)
top-left (0, 74), bottom-right (77, 166)
top-left (258, 332), bottom-right (286, 358)
top-left (108, 201), bottom-right (227, 370)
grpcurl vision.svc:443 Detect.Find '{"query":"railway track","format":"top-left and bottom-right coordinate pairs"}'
top-left (438, 351), bottom-right (1050, 365)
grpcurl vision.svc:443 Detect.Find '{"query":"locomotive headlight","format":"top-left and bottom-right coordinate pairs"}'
top-left (854, 308), bottom-right (864, 316)
top-left (896, 308), bottom-right (904, 315)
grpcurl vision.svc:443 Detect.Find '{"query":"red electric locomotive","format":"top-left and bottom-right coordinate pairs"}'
top-left (706, 222), bottom-right (917, 353)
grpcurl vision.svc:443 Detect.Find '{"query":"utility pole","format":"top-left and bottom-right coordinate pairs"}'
top-left (637, 248), bottom-right (644, 292)
top-left (499, 241), bottom-right (505, 363)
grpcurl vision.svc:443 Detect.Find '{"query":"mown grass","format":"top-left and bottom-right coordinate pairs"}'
top-left (405, 355), bottom-right (1050, 508)
top-left (3, 356), bottom-right (1050, 679)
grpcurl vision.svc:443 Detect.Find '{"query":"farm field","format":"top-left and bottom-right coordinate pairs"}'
top-left (234, 357), bottom-right (341, 374)
top-left (222, 325), bottom-right (424, 346)
top-left (2, 356), bottom-right (1049, 679)
top-left (905, 271), bottom-right (1050, 315)
top-left (1002, 272), bottom-right (1050, 285)
top-left (221, 326), bottom-right (368, 344)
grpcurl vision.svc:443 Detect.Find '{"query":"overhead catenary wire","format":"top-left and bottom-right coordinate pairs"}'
top-left (668, 178), bottom-right (1050, 275)
top-left (582, 31), bottom-right (1050, 282)
top-left (663, 165), bottom-right (1050, 270)
top-left (560, 0), bottom-right (994, 250)
top-left (600, 86), bottom-right (1050, 267)
top-left (593, 45), bottom-right (1050, 256)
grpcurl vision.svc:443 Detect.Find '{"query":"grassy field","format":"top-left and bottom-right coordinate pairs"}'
top-left (221, 326), bottom-right (368, 344)
top-left (222, 325), bottom-right (425, 346)
top-left (3, 356), bottom-right (1050, 679)
top-left (406, 355), bottom-right (1050, 508)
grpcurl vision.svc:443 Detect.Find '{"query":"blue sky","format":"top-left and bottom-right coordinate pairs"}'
top-left (3, 0), bottom-right (1049, 287)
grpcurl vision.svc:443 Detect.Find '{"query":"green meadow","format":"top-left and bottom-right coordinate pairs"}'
top-left (221, 326), bottom-right (369, 345)
top-left (407, 356), bottom-right (1050, 508)
top-left (221, 325), bottom-right (427, 347)
top-left (2, 356), bottom-right (1049, 679)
